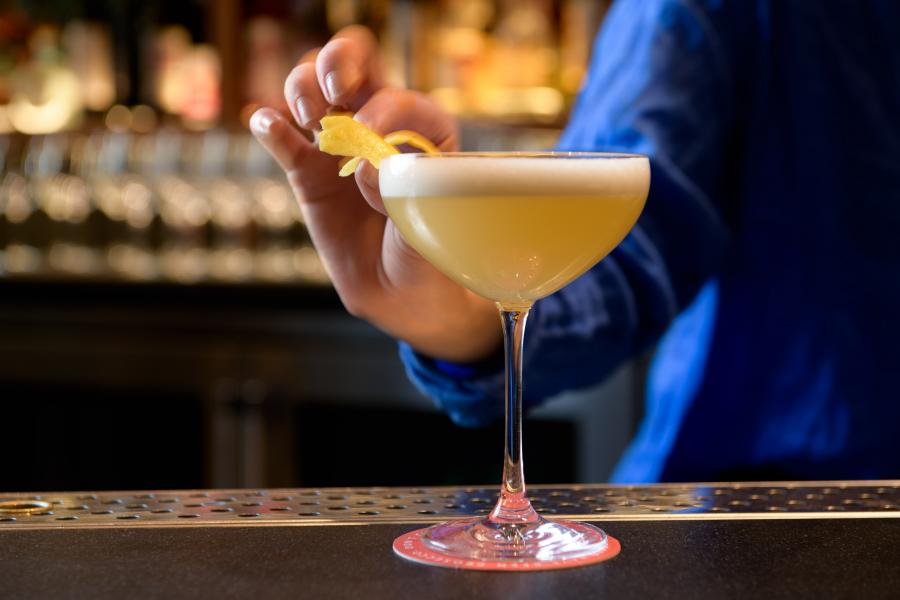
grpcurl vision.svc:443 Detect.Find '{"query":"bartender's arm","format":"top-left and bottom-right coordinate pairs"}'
top-left (253, 1), bottom-right (735, 425)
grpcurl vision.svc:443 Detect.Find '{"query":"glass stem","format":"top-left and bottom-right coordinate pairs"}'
top-left (490, 304), bottom-right (540, 525)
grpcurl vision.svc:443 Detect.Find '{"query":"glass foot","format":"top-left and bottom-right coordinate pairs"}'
top-left (393, 516), bottom-right (620, 571)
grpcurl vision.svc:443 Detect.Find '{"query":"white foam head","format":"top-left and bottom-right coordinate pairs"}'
top-left (379, 153), bottom-right (650, 198)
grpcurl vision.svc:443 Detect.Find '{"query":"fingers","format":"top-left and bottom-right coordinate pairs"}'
top-left (355, 161), bottom-right (386, 215)
top-left (353, 88), bottom-right (458, 216)
top-left (249, 107), bottom-right (322, 186)
top-left (355, 88), bottom-right (459, 151)
top-left (285, 61), bottom-right (330, 131)
top-left (284, 26), bottom-right (383, 132)
top-left (316, 25), bottom-right (384, 109)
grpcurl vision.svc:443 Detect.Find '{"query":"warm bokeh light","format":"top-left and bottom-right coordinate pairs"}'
top-left (131, 105), bottom-right (158, 134)
top-left (6, 65), bottom-right (83, 134)
top-left (62, 21), bottom-right (116, 112)
top-left (105, 104), bottom-right (132, 133)
top-left (155, 25), bottom-right (193, 115)
top-left (179, 45), bottom-right (222, 129)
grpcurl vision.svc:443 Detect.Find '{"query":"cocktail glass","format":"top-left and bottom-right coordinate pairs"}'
top-left (380, 152), bottom-right (650, 570)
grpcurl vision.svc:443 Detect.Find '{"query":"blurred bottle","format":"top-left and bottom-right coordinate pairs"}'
top-left (427, 0), bottom-right (494, 114)
top-left (559, 0), bottom-right (610, 95)
top-left (34, 133), bottom-right (102, 276)
top-left (152, 131), bottom-right (209, 283)
top-left (422, 0), bottom-right (565, 122)
top-left (63, 21), bottom-right (116, 113)
top-left (0, 135), bottom-right (43, 275)
top-left (152, 26), bottom-right (222, 131)
top-left (244, 17), bottom-right (293, 115)
top-left (493, 0), bottom-right (556, 88)
top-left (199, 129), bottom-right (253, 283)
top-left (106, 125), bottom-right (161, 281)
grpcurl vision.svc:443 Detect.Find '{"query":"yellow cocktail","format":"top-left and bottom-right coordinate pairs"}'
top-left (382, 154), bottom-right (649, 309)
top-left (381, 152), bottom-right (650, 571)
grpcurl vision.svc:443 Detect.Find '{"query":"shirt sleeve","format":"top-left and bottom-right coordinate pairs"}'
top-left (400, 0), bottom-right (736, 427)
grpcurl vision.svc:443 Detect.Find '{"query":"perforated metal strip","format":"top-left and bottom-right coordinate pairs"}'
top-left (1, 482), bottom-right (899, 529)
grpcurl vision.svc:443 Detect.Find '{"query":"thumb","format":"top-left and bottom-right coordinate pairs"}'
top-left (354, 161), bottom-right (386, 215)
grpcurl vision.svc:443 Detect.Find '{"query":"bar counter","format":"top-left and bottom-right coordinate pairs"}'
top-left (2, 482), bottom-right (899, 599)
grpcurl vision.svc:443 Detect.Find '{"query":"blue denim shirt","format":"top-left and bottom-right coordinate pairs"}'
top-left (399, 0), bottom-right (900, 482)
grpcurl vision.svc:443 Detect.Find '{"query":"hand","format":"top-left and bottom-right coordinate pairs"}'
top-left (250, 26), bottom-right (500, 363)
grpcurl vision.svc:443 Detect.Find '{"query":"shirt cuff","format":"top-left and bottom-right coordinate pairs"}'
top-left (398, 342), bottom-right (505, 427)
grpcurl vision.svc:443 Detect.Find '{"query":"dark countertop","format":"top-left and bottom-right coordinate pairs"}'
top-left (2, 519), bottom-right (898, 600)
top-left (2, 484), bottom-right (900, 599)
top-left (0, 278), bottom-right (341, 313)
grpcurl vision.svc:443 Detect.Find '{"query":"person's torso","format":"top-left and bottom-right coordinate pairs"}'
top-left (620, 0), bottom-right (900, 482)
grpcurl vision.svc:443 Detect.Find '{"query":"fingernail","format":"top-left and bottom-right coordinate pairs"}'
top-left (324, 72), bottom-right (340, 104)
top-left (296, 99), bottom-right (312, 127)
top-left (359, 161), bottom-right (378, 188)
top-left (250, 110), bottom-right (275, 136)
top-left (323, 65), bottom-right (361, 104)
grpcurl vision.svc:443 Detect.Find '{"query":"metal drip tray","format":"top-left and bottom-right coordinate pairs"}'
top-left (1, 481), bottom-right (899, 529)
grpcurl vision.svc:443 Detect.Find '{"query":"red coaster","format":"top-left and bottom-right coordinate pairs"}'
top-left (393, 523), bottom-right (621, 572)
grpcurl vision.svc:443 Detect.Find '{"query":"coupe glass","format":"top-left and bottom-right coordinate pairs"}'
top-left (380, 152), bottom-right (650, 570)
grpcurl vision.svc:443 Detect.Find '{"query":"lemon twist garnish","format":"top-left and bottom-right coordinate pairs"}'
top-left (338, 156), bottom-right (363, 177)
top-left (383, 130), bottom-right (440, 155)
top-left (318, 115), bottom-right (439, 177)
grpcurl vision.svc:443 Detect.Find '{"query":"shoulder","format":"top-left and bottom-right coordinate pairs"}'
top-left (608, 0), bottom-right (740, 20)
top-left (604, 0), bottom-right (753, 43)
top-left (597, 0), bottom-right (754, 86)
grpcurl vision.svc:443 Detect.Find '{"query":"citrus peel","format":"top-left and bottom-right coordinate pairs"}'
top-left (318, 115), bottom-right (439, 177)
top-left (383, 130), bottom-right (441, 155)
top-left (338, 156), bottom-right (363, 177)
